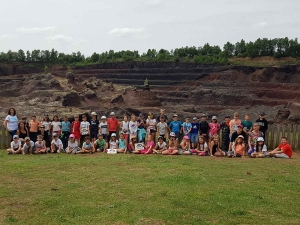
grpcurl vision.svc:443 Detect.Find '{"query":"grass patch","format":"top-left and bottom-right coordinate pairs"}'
top-left (0, 151), bottom-right (299, 224)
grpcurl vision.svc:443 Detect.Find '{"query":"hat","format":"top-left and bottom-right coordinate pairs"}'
top-left (158, 136), bottom-right (163, 140)
top-left (97, 133), bottom-right (103, 137)
top-left (101, 116), bottom-right (107, 119)
top-left (131, 135), bottom-right (137, 140)
top-left (111, 133), bottom-right (116, 137)
top-left (184, 135), bottom-right (190, 140)
top-left (237, 135), bottom-right (244, 139)
top-left (69, 134), bottom-right (75, 138)
top-left (139, 113), bottom-right (144, 117)
top-left (53, 133), bottom-right (58, 137)
top-left (212, 116), bottom-right (217, 120)
top-left (91, 112), bottom-right (97, 116)
top-left (13, 135), bottom-right (19, 139)
top-left (173, 114), bottom-right (178, 117)
top-left (110, 112), bottom-right (115, 116)
top-left (192, 117), bottom-right (197, 120)
top-left (237, 125), bottom-right (244, 128)
top-left (24, 137), bottom-right (30, 141)
top-left (257, 137), bottom-right (264, 142)
top-left (201, 114), bottom-right (207, 117)
top-left (170, 132), bottom-right (176, 137)
top-left (260, 112), bottom-right (266, 116)
top-left (44, 114), bottom-right (49, 117)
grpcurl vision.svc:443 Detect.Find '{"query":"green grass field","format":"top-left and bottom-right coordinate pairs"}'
top-left (0, 151), bottom-right (299, 225)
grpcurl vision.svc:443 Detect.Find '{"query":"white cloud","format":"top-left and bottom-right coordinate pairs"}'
top-left (46, 34), bottom-right (88, 45)
top-left (108, 28), bottom-right (147, 38)
top-left (0, 34), bottom-right (17, 39)
top-left (253, 22), bottom-right (268, 28)
top-left (16, 26), bottom-right (56, 34)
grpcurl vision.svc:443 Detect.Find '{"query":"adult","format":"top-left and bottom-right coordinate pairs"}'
top-left (107, 112), bottom-right (119, 141)
top-left (220, 116), bottom-right (231, 153)
top-left (156, 109), bottom-right (168, 123)
top-left (256, 112), bottom-right (268, 137)
top-left (4, 108), bottom-right (18, 140)
top-left (229, 125), bottom-right (246, 151)
top-left (17, 121), bottom-right (29, 144)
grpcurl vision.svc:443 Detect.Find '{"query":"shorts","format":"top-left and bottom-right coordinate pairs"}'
top-left (150, 129), bottom-right (156, 134)
top-left (189, 149), bottom-right (198, 154)
top-left (90, 131), bottom-right (98, 139)
top-left (24, 146), bottom-right (35, 154)
top-left (190, 133), bottom-right (198, 143)
top-left (248, 148), bottom-right (255, 156)
top-left (72, 147), bottom-right (81, 154)
top-left (174, 132), bottom-right (180, 139)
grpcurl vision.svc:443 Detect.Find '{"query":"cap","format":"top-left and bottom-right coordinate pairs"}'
top-left (101, 116), bottom-right (107, 119)
top-left (139, 113), bottom-right (144, 117)
top-left (225, 115), bottom-right (231, 119)
top-left (237, 125), bottom-right (244, 128)
top-left (44, 114), bottom-right (49, 117)
top-left (158, 136), bottom-right (163, 140)
top-left (69, 134), bottom-right (75, 138)
top-left (184, 135), bottom-right (190, 140)
top-left (212, 116), bottom-right (217, 120)
top-left (173, 114), bottom-right (178, 117)
top-left (260, 112), bottom-right (266, 116)
top-left (24, 137), bottom-right (30, 141)
top-left (91, 112), bottom-right (97, 116)
top-left (110, 112), bottom-right (115, 116)
top-left (13, 135), bottom-right (19, 139)
top-left (170, 132), bottom-right (176, 137)
top-left (201, 114), bottom-right (207, 117)
top-left (237, 135), bottom-right (244, 139)
top-left (257, 137), bottom-right (264, 142)
top-left (97, 133), bottom-right (103, 137)
top-left (111, 133), bottom-right (116, 137)
top-left (131, 135), bottom-right (137, 140)
top-left (192, 117), bottom-right (197, 120)
top-left (53, 133), bottom-right (58, 137)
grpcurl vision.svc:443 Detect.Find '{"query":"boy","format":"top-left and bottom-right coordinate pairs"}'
top-left (220, 116), bottom-right (231, 153)
top-left (94, 134), bottom-right (107, 152)
top-left (229, 125), bottom-right (246, 152)
top-left (169, 114), bottom-right (182, 139)
top-left (181, 117), bottom-right (192, 140)
top-left (269, 137), bottom-right (293, 158)
top-left (256, 112), bottom-right (268, 137)
top-left (229, 112), bottom-right (241, 135)
top-left (51, 133), bottom-right (63, 153)
top-left (199, 114), bottom-right (209, 142)
top-left (156, 117), bottom-right (168, 141)
top-left (99, 116), bottom-right (108, 141)
top-left (80, 115), bottom-right (90, 143)
top-left (21, 116), bottom-right (29, 129)
top-left (29, 115), bottom-right (40, 142)
top-left (77, 136), bottom-right (94, 154)
top-left (22, 137), bottom-right (35, 155)
top-left (61, 116), bottom-right (71, 149)
top-left (35, 135), bottom-right (46, 154)
top-left (7, 135), bottom-right (22, 154)
top-left (107, 112), bottom-right (118, 141)
top-left (190, 117), bottom-right (199, 149)
top-left (90, 112), bottom-right (99, 143)
top-left (242, 114), bottom-right (253, 149)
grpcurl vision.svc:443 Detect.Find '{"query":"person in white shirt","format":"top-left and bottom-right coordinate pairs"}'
top-left (51, 133), bottom-right (63, 153)
top-left (4, 108), bottom-right (18, 140)
top-left (51, 115), bottom-right (62, 136)
top-left (80, 115), bottom-right (90, 142)
top-left (7, 135), bottom-right (22, 154)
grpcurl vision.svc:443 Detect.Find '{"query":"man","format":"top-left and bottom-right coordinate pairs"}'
top-left (107, 112), bottom-right (119, 141)
top-left (220, 116), bottom-right (231, 153)
top-left (157, 109), bottom-right (168, 123)
top-left (256, 112), bottom-right (268, 137)
top-left (229, 125), bottom-right (247, 151)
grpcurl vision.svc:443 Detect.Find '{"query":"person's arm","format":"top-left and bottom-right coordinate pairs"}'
top-left (29, 145), bottom-right (33, 155)
top-left (107, 121), bottom-right (110, 132)
top-left (248, 135), bottom-right (251, 151)
top-left (4, 119), bottom-right (11, 132)
top-left (26, 127), bottom-right (29, 137)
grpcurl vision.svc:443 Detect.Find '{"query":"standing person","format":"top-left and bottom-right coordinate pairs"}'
top-left (41, 114), bottom-right (51, 135)
top-left (80, 115), bottom-right (90, 143)
top-left (146, 112), bottom-right (157, 142)
top-left (51, 115), bottom-right (62, 137)
top-left (247, 123), bottom-right (263, 156)
top-left (190, 117), bottom-right (199, 149)
top-left (89, 112), bottom-right (99, 143)
top-left (269, 137), bottom-right (293, 159)
top-left (4, 108), bottom-right (18, 140)
top-left (20, 117), bottom-right (29, 130)
top-left (156, 109), bottom-right (168, 123)
top-left (29, 115), bottom-right (40, 142)
top-left (17, 121), bottom-right (29, 144)
top-left (7, 135), bottom-right (22, 154)
top-left (137, 113), bottom-right (146, 143)
top-left (256, 113), bottom-right (268, 138)
top-left (61, 116), bottom-right (71, 149)
top-left (71, 115), bottom-right (81, 145)
top-left (156, 117), bottom-right (168, 142)
top-left (107, 112), bottom-right (119, 141)
top-left (181, 117), bottom-right (192, 141)
top-left (99, 116), bottom-right (108, 141)
top-left (220, 116), bottom-right (231, 153)
top-left (242, 114), bottom-right (253, 150)
top-left (199, 114), bottom-right (209, 143)
top-left (129, 114), bottom-right (138, 141)
top-left (37, 124), bottom-right (50, 150)
top-left (209, 116), bottom-right (220, 143)
top-left (229, 125), bottom-right (247, 152)
top-left (229, 112), bottom-right (241, 137)
top-left (169, 114), bottom-right (182, 140)
top-left (119, 115), bottom-right (130, 144)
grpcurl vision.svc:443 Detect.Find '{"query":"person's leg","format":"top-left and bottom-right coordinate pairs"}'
top-left (257, 153), bottom-right (265, 158)
top-left (51, 143), bottom-right (55, 153)
top-left (117, 148), bottom-right (125, 153)
top-left (214, 152), bottom-right (223, 157)
top-left (274, 153), bottom-right (289, 158)
top-left (235, 153), bottom-right (242, 158)
top-left (171, 150), bottom-right (179, 155)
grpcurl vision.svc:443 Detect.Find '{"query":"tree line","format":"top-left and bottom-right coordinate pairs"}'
top-left (0, 37), bottom-right (299, 65)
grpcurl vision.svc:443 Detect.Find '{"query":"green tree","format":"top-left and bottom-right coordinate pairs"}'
top-left (223, 42), bottom-right (235, 57)
top-left (17, 49), bottom-right (26, 62)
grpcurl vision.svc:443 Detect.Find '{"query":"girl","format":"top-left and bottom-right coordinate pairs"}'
top-left (51, 115), bottom-right (62, 136)
top-left (129, 114), bottom-right (138, 141)
top-left (133, 135), bottom-right (155, 154)
top-left (80, 115), bottom-right (90, 143)
top-left (250, 137), bottom-right (268, 158)
top-left (181, 136), bottom-right (194, 155)
top-left (228, 135), bottom-right (245, 158)
top-left (137, 113), bottom-right (146, 143)
top-left (42, 114), bottom-right (51, 135)
top-left (128, 135), bottom-right (138, 153)
top-left (61, 116), bottom-right (71, 149)
top-left (71, 115), bottom-right (81, 145)
top-left (117, 133), bottom-right (127, 153)
top-left (197, 135), bottom-right (209, 156)
top-left (153, 136), bottom-right (167, 154)
top-left (99, 116), bottom-right (108, 141)
top-left (209, 116), bottom-right (220, 143)
top-left (146, 112), bottom-right (157, 142)
top-left (38, 124), bottom-right (50, 151)
top-left (35, 135), bottom-right (46, 154)
top-left (248, 123), bottom-right (264, 156)
top-left (90, 112), bottom-right (99, 143)
top-left (162, 132), bottom-right (179, 155)
top-left (119, 115), bottom-right (129, 144)
top-left (181, 117), bottom-right (192, 140)
top-left (66, 134), bottom-right (80, 154)
top-left (17, 122), bottom-right (28, 144)
top-left (209, 134), bottom-right (225, 157)
top-left (108, 133), bottom-right (119, 151)
top-left (4, 108), bottom-right (18, 140)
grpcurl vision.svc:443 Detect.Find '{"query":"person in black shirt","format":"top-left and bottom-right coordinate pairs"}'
top-left (199, 114), bottom-right (209, 143)
top-left (90, 112), bottom-right (99, 143)
top-left (256, 112), bottom-right (268, 137)
top-left (229, 125), bottom-right (247, 151)
top-left (137, 113), bottom-right (147, 143)
top-left (220, 116), bottom-right (231, 152)
top-left (156, 109), bottom-right (168, 123)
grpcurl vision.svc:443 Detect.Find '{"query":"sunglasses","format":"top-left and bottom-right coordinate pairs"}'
top-left (40, 127), bottom-right (45, 128)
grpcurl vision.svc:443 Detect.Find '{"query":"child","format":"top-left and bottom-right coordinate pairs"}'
top-left (162, 132), bottom-right (179, 155)
top-left (256, 112), bottom-right (268, 137)
top-left (117, 133), bottom-right (127, 153)
top-left (197, 136), bottom-right (209, 156)
top-left (93, 134), bottom-right (107, 153)
top-left (190, 117), bottom-right (199, 149)
top-left (153, 136), bottom-right (167, 154)
top-left (7, 135), bottom-right (22, 154)
top-left (137, 113), bottom-right (146, 143)
top-left (220, 116), bottom-right (231, 153)
top-left (182, 117), bottom-right (192, 140)
top-left (61, 116), bottom-right (71, 149)
top-left (269, 137), bottom-right (293, 158)
top-left (21, 116), bottom-right (30, 130)
top-left (129, 114), bottom-right (138, 141)
top-left (80, 115), bottom-right (90, 143)
top-left (209, 134), bottom-right (225, 157)
top-left (35, 135), bottom-right (46, 154)
top-left (133, 135), bottom-right (155, 154)
top-left (228, 135), bottom-right (245, 158)
top-left (156, 117), bottom-right (168, 141)
top-left (77, 136), bottom-right (94, 154)
top-left (71, 115), bottom-right (81, 145)
top-left (146, 112), bottom-right (157, 142)
top-left (51, 133), bottom-right (63, 153)
top-left (108, 133), bottom-right (119, 151)
top-left (169, 114), bottom-right (181, 140)
top-left (37, 124), bottom-right (50, 150)
top-left (90, 112), bottom-right (99, 143)
top-left (128, 135), bottom-right (138, 153)
top-left (250, 137), bottom-right (268, 158)
top-left (99, 116), bottom-right (108, 141)
top-left (29, 115), bottom-right (40, 142)
top-left (66, 134), bottom-right (80, 154)
top-left (209, 116), bottom-right (220, 143)
top-left (119, 115), bottom-right (129, 142)
top-left (199, 114), bottom-right (209, 143)
top-left (51, 115), bottom-right (62, 136)
top-left (22, 137), bottom-right (35, 155)
top-left (247, 123), bottom-right (263, 156)
top-left (229, 112), bottom-right (241, 136)
top-left (242, 114), bottom-right (253, 150)
top-left (42, 114), bottom-right (51, 134)
top-left (181, 136), bottom-right (194, 155)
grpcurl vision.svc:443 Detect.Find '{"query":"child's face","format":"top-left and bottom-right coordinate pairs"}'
top-left (199, 138), bottom-right (204, 144)
top-left (225, 118), bottom-right (230, 123)
top-left (237, 137), bottom-right (243, 143)
top-left (32, 117), bottom-right (36, 121)
top-left (92, 115), bottom-right (96, 120)
top-left (83, 117), bottom-right (87, 121)
top-left (37, 137), bottom-right (43, 142)
top-left (257, 141), bottom-right (263, 146)
top-left (253, 125), bottom-right (259, 131)
top-left (173, 117), bottom-right (178, 121)
top-left (281, 138), bottom-right (287, 145)
top-left (158, 139), bottom-right (163, 143)
top-left (120, 134), bottom-right (124, 140)
top-left (202, 117), bottom-right (206, 121)
top-left (245, 116), bottom-right (250, 121)
top-left (98, 136), bottom-right (103, 140)
top-left (212, 119), bottom-right (217, 123)
top-left (234, 116), bottom-right (239, 120)
top-left (14, 138), bottom-right (19, 143)
top-left (260, 115), bottom-right (265, 119)
top-left (160, 118), bottom-right (164, 122)
top-left (124, 116), bottom-right (128, 121)
top-left (147, 136), bottom-right (152, 141)
top-left (75, 117), bottom-right (79, 121)
top-left (131, 116), bottom-right (135, 121)
top-left (86, 139), bottom-right (90, 144)
top-left (185, 118), bottom-right (190, 123)
top-left (54, 137), bottom-right (58, 140)
top-left (213, 137), bottom-right (219, 142)
top-left (101, 119), bottom-right (106, 122)
top-left (54, 117), bottom-right (58, 121)
top-left (25, 140), bottom-right (30, 144)
top-left (64, 117), bottom-right (68, 122)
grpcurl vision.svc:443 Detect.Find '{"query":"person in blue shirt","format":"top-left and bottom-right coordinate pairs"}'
top-left (61, 116), bottom-right (71, 149)
top-left (169, 114), bottom-right (182, 140)
top-left (181, 117), bottom-right (192, 140)
top-left (190, 117), bottom-right (200, 149)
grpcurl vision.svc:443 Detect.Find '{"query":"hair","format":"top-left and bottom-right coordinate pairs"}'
top-left (32, 115), bottom-right (36, 118)
top-left (18, 122), bottom-right (26, 130)
top-left (198, 135), bottom-right (205, 149)
top-left (253, 123), bottom-right (260, 127)
top-left (37, 135), bottom-right (43, 139)
top-left (82, 115), bottom-right (87, 119)
top-left (281, 136), bottom-right (287, 140)
top-left (64, 115), bottom-right (68, 119)
top-left (53, 115), bottom-right (58, 121)
top-left (43, 116), bottom-right (50, 122)
top-left (255, 140), bottom-right (265, 152)
top-left (131, 114), bottom-right (136, 120)
top-left (8, 108), bottom-right (16, 116)
top-left (225, 115), bottom-right (231, 119)
top-left (235, 136), bottom-right (244, 146)
top-left (245, 114), bottom-right (250, 117)
top-left (84, 136), bottom-right (90, 140)
top-left (148, 112), bottom-right (153, 115)
top-left (234, 112), bottom-right (239, 117)
top-left (212, 134), bottom-right (219, 141)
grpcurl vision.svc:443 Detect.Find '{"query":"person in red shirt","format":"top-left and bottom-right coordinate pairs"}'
top-left (107, 112), bottom-right (119, 141)
top-left (269, 137), bottom-right (293, 158)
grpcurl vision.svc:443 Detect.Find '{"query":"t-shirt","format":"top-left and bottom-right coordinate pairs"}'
top-left (29, 120), bottom-right (40, 132)
top-left (107, 118), bottom-right (118, 131)
top-left (182, 122), bottom-right (192, 134)
top-left (169, 121), bottom-right (182, 133)
top-left (61, 121), bottom-right (70, 132)
top-left (278, 143), bottom-right (293, 158)
top-left (109, 140), bottom-right (119, 149)
top-left (191, 122), bottom-right (199, 134)
top-left (137, 119), bottom-right (146, 129)
top-left (51, 121), bottom-right (62, 132)
top-left (95, 139), bottom-right (106, 149)
top-left (80, 121), bottom-right (90, 135)
top-left (256, 144), bottom-right (267, 153)
top-left (68, 141), bottom-right (78, 148)
top-left (51, 138), bottom-right (63, 147)
top-left (147, 118), bottom-right (157, 131)
top-left (11, 140), bottom-right (21, 149)
top-left (230, 131), bottom-right (247, 142)
top-left (199, 121), bottom-right (209, 135)
top-left (119, 139), bottom-right (126, 149)
top-left (35, 141), bottom-right (45, 149)
top-left (99, 122), bottom-right (108, 134)
top-left (42, 121), bottom-right (51, 131)
top-left (23, 141), bottom-right (35, 149)
top-left (249, 131), bottom-right (263, 148)
top-left (90, 119), bottom-right (99, 132)
top-left (157, 122), bottom-right (168, 135)
top-left (121, 121), bottom-right (129, 134)
top-left (5, 115), bottom-right (18, 131)
top-left (242, 120), bottom-right (253, 132)
top-left (234, 143), bottom-right (245, 155)
top-left (209, 122), bottom-right (220, 135)
top-left (198, 143), bottom-right (208, 151)
top-left (229, 119), bottom-right (242, 133)
top-left (146, 141), bottom-right (155, 150)
top-left (156, 114), bottom-right (168, 123)
top-left (157, 141), bottom-right (167, 150)
top-left (129, 121), bottom-right (137, 134)
top-left (256, 118), bottom-right (268, 133)
top-left (83, 142), bottom-right (93, 150)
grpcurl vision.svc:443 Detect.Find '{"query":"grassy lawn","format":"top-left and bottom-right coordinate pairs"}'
top-left (0, 151), bottom-right (299, 225)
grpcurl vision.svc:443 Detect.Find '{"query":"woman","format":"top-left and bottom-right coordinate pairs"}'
top-left (4, 108), bottom-right (18, 140)
top-left (17, 121), bottom-right (29, 144)
top-left (38, 125), bottom-right (50, 150)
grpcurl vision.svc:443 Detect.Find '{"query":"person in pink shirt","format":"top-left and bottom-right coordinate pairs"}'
top-left (133, 135), bottom-right (155, 154)
top-left (209, 116), bottom-right (220, 143)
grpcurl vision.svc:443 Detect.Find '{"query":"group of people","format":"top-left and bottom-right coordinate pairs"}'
top-left (4, 108), bottom-right (293, 158)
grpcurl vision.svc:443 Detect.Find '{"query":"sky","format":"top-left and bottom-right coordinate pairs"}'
top-left (0, 0), bottom-right (299, 56)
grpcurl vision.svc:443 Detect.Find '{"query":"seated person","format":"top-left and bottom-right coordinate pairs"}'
top-left (181, 136), bottom-right (197, 155)
top-left (77, 136), bottom-right (94, 154)
top-left (51, 133), bottom-right (63, 153)
top-left (162, 132), bottom-right (179, 155)
top-left (153, 136), bottom-right (167, 154)
top-left (268, 137), bottom-right (293, 158)
top-left (210, 134), bottom-right (226, 157)
top-left (93, 134), bottom-right (107, 153)
top-left (66, 134), bottom-right (81, 154)
top-left (250, 137), bottom-right (268, 158)
top-left (227, 135), bottom-right (245, 158)
top-left (117, 133), bottom-right (127, 153)
top-left (133, 135), bottom-right (155, 154)
top-left (35, 135), bottom-right (46, 154)
top-left (128, 135), bottom-right (138, 153)
top-left (7, 135), bottom-right (22, 154)
top-left (197, 135), bottom-right (209, 156)
top-left (22, 137), bottom-right (35, 155)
